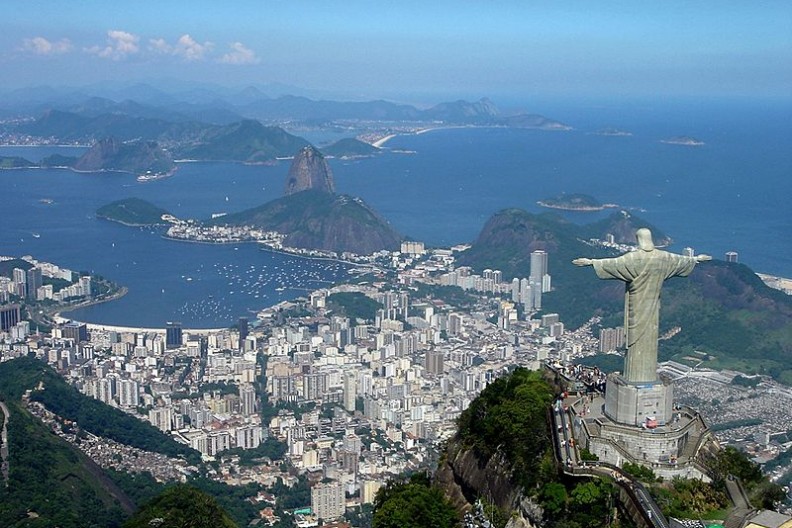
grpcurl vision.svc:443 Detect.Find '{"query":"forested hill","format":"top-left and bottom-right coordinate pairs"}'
top-left (0, 357), bottom-right (199, 463)
top-left (214, 189), bottom-right (403, 254)
top-left (458, 208), bottom-right (792, 382)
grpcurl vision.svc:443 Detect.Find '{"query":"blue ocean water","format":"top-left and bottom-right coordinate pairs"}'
top-left (0, 98), bottom-right (789, 327)
top-left (332, 97), bottom-right (792, 276)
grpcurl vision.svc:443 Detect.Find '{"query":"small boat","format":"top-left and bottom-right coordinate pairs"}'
top-left (31, 232), bottom-right (40, 238)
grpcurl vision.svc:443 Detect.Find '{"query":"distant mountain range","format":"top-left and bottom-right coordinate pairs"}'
top-left (1, 82), bottom-right (569, 127)
top-left (0, 87), bottom-right (571, 172)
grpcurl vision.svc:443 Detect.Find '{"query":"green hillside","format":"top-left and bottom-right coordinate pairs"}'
top-left (0, 357), bottom-right (199, 463)
top-left (0, 401), bottom-right (133, 527)
top-left (178, 119), bottom-right (309, 162)
top-left (97, 197), bottom-right (171, 226)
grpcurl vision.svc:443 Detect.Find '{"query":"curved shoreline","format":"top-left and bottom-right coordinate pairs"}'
top-left (54, 286), bottom-right (226, 333)
top-left (54, 285), bottom-right (129, 319)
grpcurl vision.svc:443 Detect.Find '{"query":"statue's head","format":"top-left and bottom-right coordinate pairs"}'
top-left (636, 228), bottom-right (655, 251)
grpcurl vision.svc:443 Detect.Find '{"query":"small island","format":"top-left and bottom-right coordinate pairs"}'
top-left (593, 127), bottom-right (632, 137)
top-left (321, 137), bottom-right (379, 159)
top-left (660, 135), bottom-right (705, 146)
top-left (96, 198), bottom-right (172, 226)
top-left (537, 193), bottom-right (618, 212)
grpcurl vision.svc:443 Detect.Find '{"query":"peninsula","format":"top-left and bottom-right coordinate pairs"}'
top-left (96, 198), bottom-right (172, 227)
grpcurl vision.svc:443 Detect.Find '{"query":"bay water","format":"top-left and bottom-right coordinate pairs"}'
top-left (1, 97), bottom-right (789, 328)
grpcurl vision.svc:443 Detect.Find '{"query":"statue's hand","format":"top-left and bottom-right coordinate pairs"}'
top-left (572, 258), bottom-right (593, 267)
top-left (696, 254), bottom-right (712, 262)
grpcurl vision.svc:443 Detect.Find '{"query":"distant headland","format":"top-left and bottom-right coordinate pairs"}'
top-left (537, 193), bottom-right (618, 212)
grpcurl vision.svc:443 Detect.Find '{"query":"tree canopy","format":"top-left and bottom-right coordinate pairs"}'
top-left (372, 474), bottom-right (459, 528)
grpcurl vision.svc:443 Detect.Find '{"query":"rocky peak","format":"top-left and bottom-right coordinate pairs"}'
top-left (284, 145), bottom-right (335, 196)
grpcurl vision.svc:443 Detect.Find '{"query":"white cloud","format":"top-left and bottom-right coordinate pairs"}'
top-left (21, 37), bottom-right (73, 55)
top-left (219, 42), bottom-right (260, 65)
top-left (86, 30), bottom-right (140, 60)
top-left (148, 37), bottom-right (172, 54)
top-left (174, 34), bottom-right (213, 61)
top-left (147, 34), bottom-right (213, 61)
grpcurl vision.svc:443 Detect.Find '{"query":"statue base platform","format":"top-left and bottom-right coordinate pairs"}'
top-left (571, 392), bottom-right (716, 481)
top-left (604, 373), bottom-right (673, 427)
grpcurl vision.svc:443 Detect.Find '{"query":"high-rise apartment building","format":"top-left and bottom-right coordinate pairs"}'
top-left (311, 481), bottom-right (345, 520)
top-left (0, 303), bottom-right (21, 331)
top-left (166, 321), bottom-right (182, 348)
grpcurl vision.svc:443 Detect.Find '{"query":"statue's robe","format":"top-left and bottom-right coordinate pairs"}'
top-left (592, 250), bottom-right (697, 382)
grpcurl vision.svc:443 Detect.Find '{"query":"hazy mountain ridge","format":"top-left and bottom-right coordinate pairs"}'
top-left (6, 88), bottom-right (569, 141)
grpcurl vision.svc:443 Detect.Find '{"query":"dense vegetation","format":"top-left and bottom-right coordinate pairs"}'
top-left (456, 367), bottom-right (554, 490)
top-left (0, 357), bottom-right (199, 463)
top-left (372, 473), bottom-right (459, 528)
top-left (539, 479), bottom-right (623, 527)
top-left (650, 478), bottom-right (729, 519)
top-left (97, 197), bottom-right (171, 226)
top-left (123, 485), bottom-right (237, 528)
top-left (327, 291), bottom-right (383, 321)
top-left (710, 446), bottom-right (784, 509)
top-left (646, 446), bottom-right (784, 518)
top-left (0, 402), bottom-right (131, 527)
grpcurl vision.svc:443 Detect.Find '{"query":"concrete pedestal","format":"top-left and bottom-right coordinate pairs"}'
top-left (604, 373), bottom-right (673, 427)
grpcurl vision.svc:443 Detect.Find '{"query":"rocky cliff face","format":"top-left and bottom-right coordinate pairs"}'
top-left (284, 146), bottom-right (335, 195)
top-left (435, 439), bottom-right (541, 527)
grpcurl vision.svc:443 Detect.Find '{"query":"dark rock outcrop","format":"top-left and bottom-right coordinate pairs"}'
top-left (284, 146), bottom-right (335, 195)
top-left (435, 439), bottom-right (541, 526)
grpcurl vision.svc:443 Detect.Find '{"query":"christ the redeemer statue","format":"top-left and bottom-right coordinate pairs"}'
top-left (573, 228), bottom-right (711, 383)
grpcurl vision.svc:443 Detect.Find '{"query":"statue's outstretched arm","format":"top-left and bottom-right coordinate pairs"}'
top-left (572, 258), bottom-right (593, 267)
top-left (695, 254), bottom-right (712, 262)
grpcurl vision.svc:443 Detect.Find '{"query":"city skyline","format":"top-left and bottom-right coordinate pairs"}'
top-left (3, 1), bottom-right (791, 102)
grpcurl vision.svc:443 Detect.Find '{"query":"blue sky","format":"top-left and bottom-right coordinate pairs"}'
top-left (3, 1), bottom-right (790, 102)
